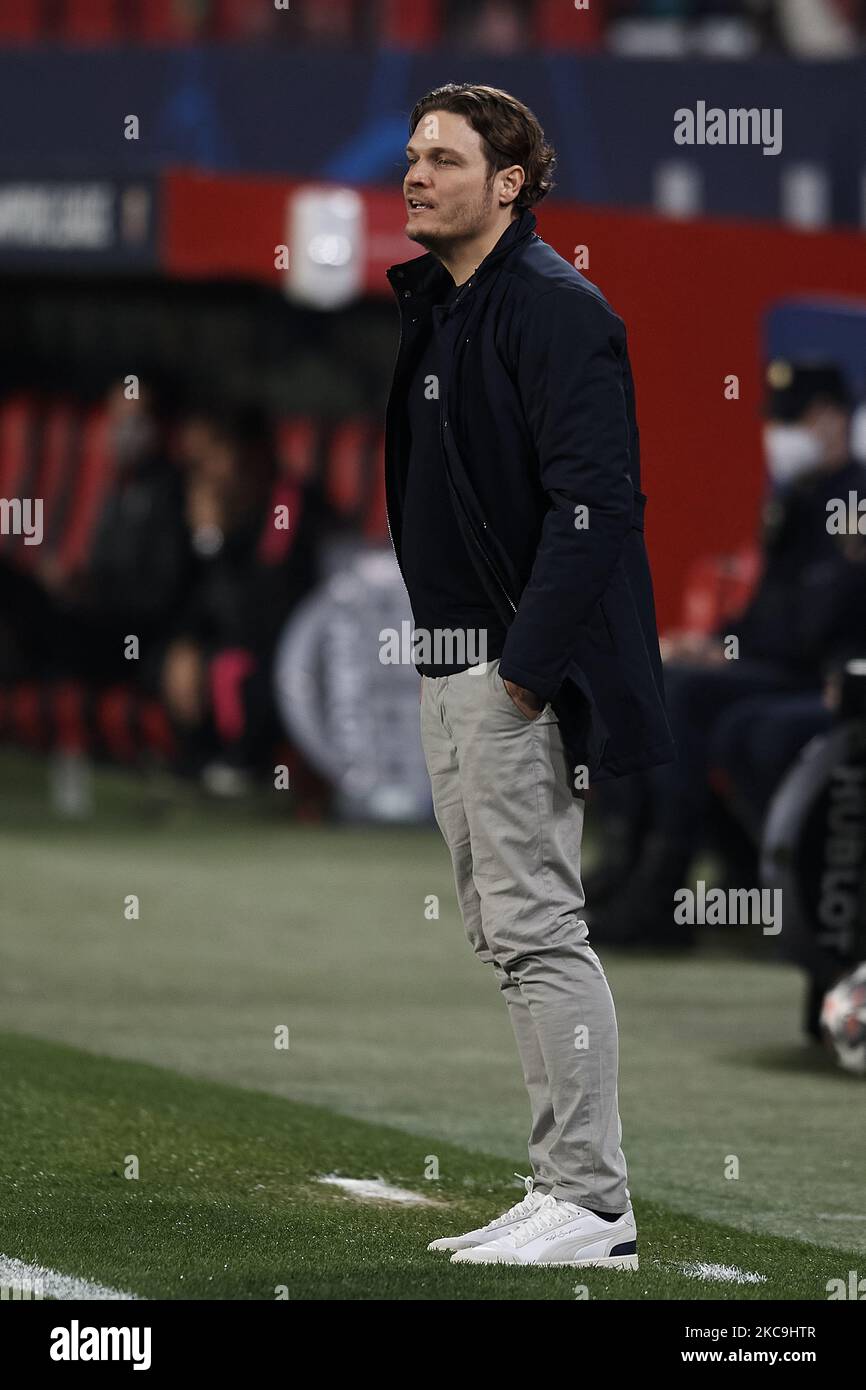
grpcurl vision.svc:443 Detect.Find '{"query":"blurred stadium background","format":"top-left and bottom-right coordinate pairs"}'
top-left (1, 0), bottom-right (866, 1302)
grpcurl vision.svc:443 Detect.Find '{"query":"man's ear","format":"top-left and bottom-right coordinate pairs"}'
top-left (498, 165), bottom-right (525, 208)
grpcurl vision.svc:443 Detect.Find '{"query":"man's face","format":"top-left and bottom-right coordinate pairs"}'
top-left (403, 110), bottom-right (500, 250)
top-left (762, 401), bottom-right (851, 484)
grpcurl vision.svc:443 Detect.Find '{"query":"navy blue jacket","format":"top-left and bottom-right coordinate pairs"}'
top-left (385, 207), bottom-right (675, 782)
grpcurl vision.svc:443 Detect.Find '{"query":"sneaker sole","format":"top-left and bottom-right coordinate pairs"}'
top-left (537, 1253), bottom-right (639, 1270)
top-left (451, 1250), bottom-right (639, 1269)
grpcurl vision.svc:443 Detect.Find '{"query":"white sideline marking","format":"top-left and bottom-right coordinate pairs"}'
top-left (0, 1255), bottom-right (141, 1301)
top-left (680, 1260), bottom-right (767, 1285)
top-left (316, 1174), bottom-right (434, 1204)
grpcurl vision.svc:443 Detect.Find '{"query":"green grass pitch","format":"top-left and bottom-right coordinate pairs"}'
top-left (0, 751), bottom-right (863, 1299)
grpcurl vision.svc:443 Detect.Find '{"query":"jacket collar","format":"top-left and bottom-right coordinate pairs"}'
top-left (386, 207), bottom-right (538, 299)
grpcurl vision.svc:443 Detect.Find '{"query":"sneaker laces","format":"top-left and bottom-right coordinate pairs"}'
top-left (479, 1173), bottom-right (541, 1231)
top-left (511, 1194), bottom-right (588, 1245)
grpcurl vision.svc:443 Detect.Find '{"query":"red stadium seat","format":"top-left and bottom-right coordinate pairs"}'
top-left (0, 393), bottom-right (39, 500)
top-left (534, 0), bottom-right (603, 50)
top-left (138, 699), bottom-right (175, 758)
top-left (134, 0), bottom-right (198, 43)
top-left (257, 478), bottom-right (303, 566)
top-left (0, 394), bottom-right (40, 562)
top-left (211, 0), bottom-right (280, 41)
top-left (276, 416), bottom-right (319, 483)
top-left (51, 681), bottom-right (88, 754)
top-left (96, 686), bottom-right (137, 763)
top-left (380, 0), bottom-right (441, 48)
top-left (681, 549), bottom-right (762, 636)
top-left (0, 1), bottom-right (42, 42)
top-left (57, 405), bottom-right (116, 576)
top-left (11, 683), bottom-right (44, 748)
top-left (61, 0), bottom-right (120, 44)
top-left (24, 399), bottom-right (79, 571)
top-left (210, 648), bottom-right (256, 743)
top-left (363, 429), bottom-right (388, 541)
top-left (326, 418), bottom-right (368, 518)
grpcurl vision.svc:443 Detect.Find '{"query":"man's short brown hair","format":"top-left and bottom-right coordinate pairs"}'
top-left (408, 83), bottom-right (556, 210)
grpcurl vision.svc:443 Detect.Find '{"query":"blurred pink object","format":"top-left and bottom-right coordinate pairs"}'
top-left (211, 648), bottom-right (256, 742)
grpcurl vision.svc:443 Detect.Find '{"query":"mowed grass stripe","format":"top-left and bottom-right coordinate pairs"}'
top-left (0, 1033), bottom-right (856, 1301)
top-left (1, 795), bottom-right (863, 1255)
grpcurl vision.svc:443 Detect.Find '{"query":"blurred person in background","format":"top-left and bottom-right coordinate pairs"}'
top-left (0, 379), bottom-right (190, 694)
top-left (449, 0), bottom-right (531, 51)
top-left (707, 685), bottom-right (837, 844)
top-left (768, 0), bottom-right (863, 57)
top-left (591, 361), bottom-right (866, 946)
top-left (162, 402), bottom-right (318, 791)
top-left (607, 0), bottom-right (864, 54)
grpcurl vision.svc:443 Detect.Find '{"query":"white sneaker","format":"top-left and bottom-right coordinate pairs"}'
top-left (427, 1174), bottom-right (549, 1252)
top-left (450, 1194), bottom-right (639, 1268)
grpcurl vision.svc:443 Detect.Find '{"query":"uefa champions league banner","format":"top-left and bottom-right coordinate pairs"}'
top-left (273, 541), bottom-right (434, 824)
top-left (2, 49), bottom-right (865, 226)
top-left (0, 177), bottom-right (158, 270)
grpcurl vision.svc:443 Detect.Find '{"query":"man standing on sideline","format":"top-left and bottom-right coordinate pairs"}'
top-left (383, 84), bottom-right (674, 1269)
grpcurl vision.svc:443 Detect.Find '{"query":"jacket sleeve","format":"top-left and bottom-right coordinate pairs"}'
top-left (497, 286), bottom-right (635, 701)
